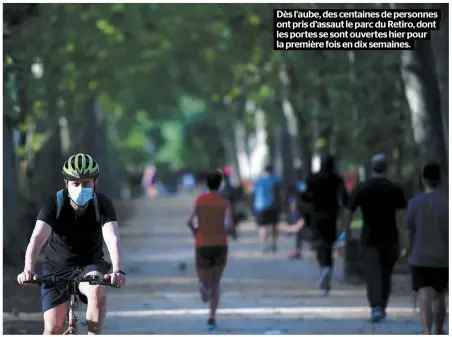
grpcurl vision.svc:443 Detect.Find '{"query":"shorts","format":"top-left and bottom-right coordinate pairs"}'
top-left (196, 245), bottom-right (228, 269)
top-left (411, 266), bottom-right (449, 293)
top-left (255, 207), bottom-right (279, 226)
top-left (41, 259), bottom-right (111, 312)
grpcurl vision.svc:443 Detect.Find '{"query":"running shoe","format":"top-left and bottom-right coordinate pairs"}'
top-left (319, 267), bottom-right (332, 292)
top-left (370, 308), bottom-right (384, 323)
top-left (207, 318), bottom-right (217, 330)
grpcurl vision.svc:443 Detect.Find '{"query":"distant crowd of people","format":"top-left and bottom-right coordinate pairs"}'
top-left (187, 154), bottom-right (448, 334)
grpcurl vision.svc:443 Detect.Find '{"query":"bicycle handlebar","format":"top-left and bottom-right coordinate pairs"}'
top-left (24, 275), bottom-right (120, 288)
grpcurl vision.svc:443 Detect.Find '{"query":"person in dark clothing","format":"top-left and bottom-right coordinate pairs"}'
top-left (252, 165), bottom-right (282, 253)
top-left (343, 153), bottom-right (407, 323)
top-left (288, 168), bottom-right (310, 259)
top-left (406, 162), bottom-right (448, 335)
top-left (303, 154), bottom-right (349, 295)
top-left (285, 196), bottom-right (305, 259)
top-left (220, 168), bottom-right (238, 240)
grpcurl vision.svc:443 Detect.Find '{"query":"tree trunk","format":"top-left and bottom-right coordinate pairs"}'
top-left (3, 118), bottom-right (28, 265)
top-left (32, 96), bottom-right (64, 210)
top-left (396, 3), bottom-right (448, 182)
top-left (73, 95), bottom-right (122, 198)
top-left (279, 63), bottom-right (301, 180)
top-left (400, 46), bottom-right (448, 175)
top-left (428, 3), bottom-right (449, 150)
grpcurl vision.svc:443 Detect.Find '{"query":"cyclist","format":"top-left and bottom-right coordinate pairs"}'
top-left (252, 165), bottom-right (282, 253)
top-left (186, 170), bottom-right (233, 330)
top-left (17, 153), bottom-right (126, 334)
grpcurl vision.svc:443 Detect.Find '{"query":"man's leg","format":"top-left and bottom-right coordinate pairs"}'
top-left (43, 303), bottom-right (69, 334)
top-left (258, 210), bottom-right (272, 252)
top-left (270, 224), bottom-right (278, 252)
top-left (40, 272), bottom-right (71, 335)
top-left (258, 225), bottom-right (269, 251)
top-left (270, 208), bottom-right (280, 252)
top-left (362, 246), bottom-right (385, 322)
top-left (289, 229), bottom-right (303, 259)
top-left (381, 246), bottom-right (399, 315)
top-left (432, 291), bottom-right (447, 334)
top-left (208, 247), bottom-right (228, 327)
top-left (433, 268), bottom-right (448, 334)
top-left (195, 247), bottom-right (212, 303)
top-left (78, 270), bottom-right (107, 335)
top-left (419, 287), bottom-right (435, 334)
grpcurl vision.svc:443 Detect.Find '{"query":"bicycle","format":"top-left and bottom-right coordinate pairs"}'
top-left (24, 274), bottom-right (120, 335)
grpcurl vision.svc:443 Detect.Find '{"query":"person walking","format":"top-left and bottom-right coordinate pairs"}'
top-left (288, 168), bottom-right (311, 259)
top-left (303, 154), bottom-right (349, 295)
top-left (406, 162), bottom-right (448, 335)
top-left (220, 167), bottom-right (238, 240)
top-left (343, 154), bottom-right (407, 322)
top-left (252, 165), bottom-right (282, 253)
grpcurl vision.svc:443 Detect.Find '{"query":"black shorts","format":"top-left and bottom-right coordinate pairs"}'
top-left (255, 207), bottom-right (279, 226)
top-left (40, 259), bottom-right (111, 312)
top-left (411, 266), bottom-right (449, 293)
top-left (196, 245), bottom-right (228, 269)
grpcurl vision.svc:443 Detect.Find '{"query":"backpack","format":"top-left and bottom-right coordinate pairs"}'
top-left (55, 189), bottom-right (101, 222)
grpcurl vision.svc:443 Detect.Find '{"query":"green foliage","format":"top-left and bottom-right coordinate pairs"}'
top-left (5, 3), bottom-right (422, 185)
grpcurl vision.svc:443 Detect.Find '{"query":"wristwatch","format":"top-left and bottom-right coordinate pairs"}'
top-left (114, 270), bottom-right (126, 275)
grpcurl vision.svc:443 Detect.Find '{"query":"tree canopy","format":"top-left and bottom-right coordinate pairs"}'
top-left (3, 3), bottom-right (448, 264)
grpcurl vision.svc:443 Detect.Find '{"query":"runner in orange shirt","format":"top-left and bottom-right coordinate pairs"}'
top-left (186, 170), bottom-right (233, 330)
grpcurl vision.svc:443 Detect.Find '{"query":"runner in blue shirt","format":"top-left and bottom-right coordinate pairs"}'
top-left (252, 165), bottom-right (282, 253)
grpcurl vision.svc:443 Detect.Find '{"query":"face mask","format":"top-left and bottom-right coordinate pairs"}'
top-left (68, 186), bottom-right (94, 207)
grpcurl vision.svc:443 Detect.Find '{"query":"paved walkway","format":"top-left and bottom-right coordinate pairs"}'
top-left (4, 195), bottom-right (448, 334)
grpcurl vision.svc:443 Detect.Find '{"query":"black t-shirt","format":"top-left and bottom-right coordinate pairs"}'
top-left (37, 190), bottom-right (118, 271)
top-left (348, 177), bottom-right (407, 246)
top-left (304, 171), bottom-right (349, 215)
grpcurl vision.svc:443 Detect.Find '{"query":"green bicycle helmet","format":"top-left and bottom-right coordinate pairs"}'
top-left (62, 153), bottom-right (100, 180)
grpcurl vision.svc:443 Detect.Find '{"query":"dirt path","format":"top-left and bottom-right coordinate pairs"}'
top-left (3, 195), bottom-right (448, 334)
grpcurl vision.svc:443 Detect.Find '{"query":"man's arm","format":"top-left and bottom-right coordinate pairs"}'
top-left (187, 202), bottom-right (197, 236)
top-left (102, 221), bottom-right (123, 271)
top-left (338, 177), bottom-right (350, 209)
top-left (24, 221), bottom-right (52, 272)
top-left (225, 203), bottom-right (234, 233)
top-left (341, 185), bottom-right (361, 234)
top-left (404, 199), bottom-right (415, 257)
top-left (100, 196), bottom-right (123, 272)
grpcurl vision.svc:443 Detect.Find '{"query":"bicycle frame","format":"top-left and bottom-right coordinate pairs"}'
top-left (63, 282), bottom-right (80, 335)
top-left (63, 293), bottom-right (79, 335)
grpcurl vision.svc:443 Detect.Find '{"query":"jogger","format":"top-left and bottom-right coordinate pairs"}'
top-left (303, 154), bottom-right (349, 295)
top-left (186, 170), bottom-right (233, 330)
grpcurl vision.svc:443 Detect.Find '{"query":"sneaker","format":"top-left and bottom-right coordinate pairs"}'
top-left (370, 308), bottom-right (384, 323)
top-left (207, 318), bottom-right (217, 330)
top-left (288, 249), bottom-right (301, 260)
top-left (319, 267), bottom-right (332, 291)
top-left (199, 283), bottom-right (210, 303)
